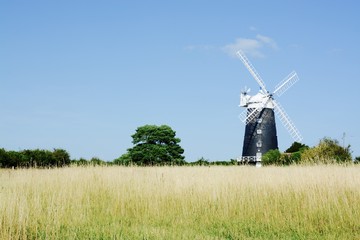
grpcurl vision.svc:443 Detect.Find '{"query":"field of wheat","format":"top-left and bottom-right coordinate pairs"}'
top-left (0, 165), bottom-right (359, 239)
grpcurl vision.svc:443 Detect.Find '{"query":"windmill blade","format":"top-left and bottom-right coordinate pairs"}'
top-left (273, 100), bottom-right (303, 142)
top-left (239, 107), bottom-right (262, 124)
top-left (236, 50), bottom-right (268, 93)
top-left (238, 108), bottom-right (249, 123)
top-left (273, 71), bottom-right (299, 97)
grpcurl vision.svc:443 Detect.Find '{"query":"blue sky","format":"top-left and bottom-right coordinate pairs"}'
top-left (1, 1), bottom-right (360, 161)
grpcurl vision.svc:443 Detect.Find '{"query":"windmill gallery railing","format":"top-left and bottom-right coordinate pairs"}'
top-left (237, 155), bottom-right (261, 163)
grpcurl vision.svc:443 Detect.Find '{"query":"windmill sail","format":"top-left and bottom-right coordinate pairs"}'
top-left (273, 100), bottom-right (303, 142)
top-left (273, 71), bottom-right (299, 97)
top-left (236, 50), bottom-right (268, 92)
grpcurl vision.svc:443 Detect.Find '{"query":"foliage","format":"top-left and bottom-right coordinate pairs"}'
top-left (285, 142), bottom-right (308, 153)
top-left (301, 137), bottom-right (352, 164)
top-left (89, 157), bottom-right (106, 166)
top-left (209, 159), bottom-right (238, 166)
top-left (113, 153), bottom-right (132, 166)
top-left (355, 157), bottom-right (360, 164)
top-left (52, 149), bottom-right (71, 166)
top-left (263, 138), bottom-right (352, 166)
top-left (190, 157), bottom-right (210, 166)
top-left (71, 158), bottom-right (89, 166)
top-left (0, 148), bottom-right (71, 168)
top-left (0, 149), bottom-right (5, 167)
top-left (70, 157), bottom-right (108, 166)
top-left (122, 125), bottom-right (186, 166)
top-left (262, 149), bottom-right (282, 166)
top-left (0, 148), bottom-right (109, 168)
top-left (186, 157), bottom-right (238, 166)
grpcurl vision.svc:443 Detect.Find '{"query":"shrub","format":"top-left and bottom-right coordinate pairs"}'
top-left (113, 153), bottom-right (132, 166)
top-left (262, 149), bottom-right (282, 166)
top-left (300, 137), bottom-right (352, 164)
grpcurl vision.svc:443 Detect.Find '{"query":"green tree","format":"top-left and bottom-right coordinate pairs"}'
top-left (0, 148), bottom-right (6, 167)
top-left (124, 125), bottom-right (185, 166)
top-left (21, 149), bottom-right (65, 167)
top-left (0, 150), bottom-right (15, 168)
top-left (282, 142), bottom-right (309, 165)
top-left (21, 149), bottom-right (55, 167)
top-left (285, 142), bottom-right (308, 153)
top-left (52, 149), bottom-right (71, 166)
top-left (89, 157), bottom-right (106, 166)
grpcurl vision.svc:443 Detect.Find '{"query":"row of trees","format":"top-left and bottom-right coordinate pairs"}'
top-left (0, 149), bottom-right (115, 168)
top-left (0, 124), bottom-right (358, 168)
top-left (0, 148), bottom-right (71, 168)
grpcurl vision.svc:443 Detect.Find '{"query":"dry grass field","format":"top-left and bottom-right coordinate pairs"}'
top-left (1, 165), bottom-right (360, 239)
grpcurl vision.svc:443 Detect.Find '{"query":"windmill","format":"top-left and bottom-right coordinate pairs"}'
top-left (236, 50), bottom-right (302, 166)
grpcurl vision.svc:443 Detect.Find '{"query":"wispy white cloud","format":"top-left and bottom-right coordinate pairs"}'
top-left (222, 38), bottom-right (263, 58)
top-left (222, 34), bottom-right (278, 58)
top-left (184, 32), bottom-right (278, 59)
top-left (256, 34), bottom-right (278, 50)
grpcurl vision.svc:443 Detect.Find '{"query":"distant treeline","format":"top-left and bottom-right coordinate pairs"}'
top-left (0, 148), bottom-right (71, 168)
top-left (187, 157), bottom-right (238, 166)
top-left (0, 148), bottom-right (239, 168)
top-left (0, 148), bottom-right (118, 168)
top-left (1, 137), bottom-right (358, 168)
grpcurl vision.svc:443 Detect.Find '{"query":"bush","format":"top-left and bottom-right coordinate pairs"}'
top-left (262, 149), bottom-right (282, 166)
top-left (191, 157), bottom-right (210, 166)
top-left (300, 137), bottom-right (352, 164)
top-left (89, 157), bottom-right (106, 166)
top-left (113, 153), bottom-right (132, 166)
top-left (71, 158), bottom-right (90, 166)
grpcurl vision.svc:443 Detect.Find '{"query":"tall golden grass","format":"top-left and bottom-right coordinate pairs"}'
top-left (1, 165), bottom-right (360, 239)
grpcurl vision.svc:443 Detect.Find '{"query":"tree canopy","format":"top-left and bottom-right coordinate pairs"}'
top-left (115, 125), bottom-right (185, 166)
top-left (285, 142), bottom-right (308, 153)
